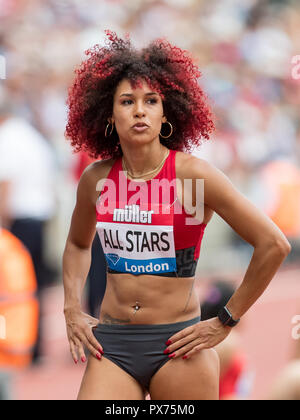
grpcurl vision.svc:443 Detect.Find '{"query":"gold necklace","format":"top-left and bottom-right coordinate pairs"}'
top-left (122, 149), bottom-right (169, 179)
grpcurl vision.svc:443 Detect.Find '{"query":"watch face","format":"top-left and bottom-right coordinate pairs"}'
top-left (218, 307), bottom-right (231, 325)
top-left (223, 306), bottom-right (232, 320)
top-left (218, 306), bottom-right (239, 327)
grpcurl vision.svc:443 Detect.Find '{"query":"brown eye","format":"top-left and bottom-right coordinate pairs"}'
top-left (122, 100), bottom-right (132, 105)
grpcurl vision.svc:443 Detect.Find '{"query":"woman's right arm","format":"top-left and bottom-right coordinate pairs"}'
top-left (63, 163), bottom-right (104, 364)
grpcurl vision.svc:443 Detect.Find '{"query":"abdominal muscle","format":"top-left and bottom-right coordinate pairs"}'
top-left (98, 272), bottom-right (201, 325)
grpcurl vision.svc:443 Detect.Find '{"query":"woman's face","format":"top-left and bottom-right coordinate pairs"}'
top-left (110, 78), bottom-right (166, 146)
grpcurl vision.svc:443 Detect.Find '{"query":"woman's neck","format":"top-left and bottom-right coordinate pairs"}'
top-left (121, 144), bottom-right (168, 178)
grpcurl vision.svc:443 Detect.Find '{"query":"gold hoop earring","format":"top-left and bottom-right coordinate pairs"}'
top-left (105, 122), bottom-right (114, 137)
top-left (159, 121), bottom-right (173, 139)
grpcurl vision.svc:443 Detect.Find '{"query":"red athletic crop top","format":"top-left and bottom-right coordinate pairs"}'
top-left (95, 149), bottom-right (207, 277)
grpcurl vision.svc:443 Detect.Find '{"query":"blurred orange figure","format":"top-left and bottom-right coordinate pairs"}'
top-left (260, 160), bottom-right (300, 239)
top-left (0, 228), bottom-right (39, 369)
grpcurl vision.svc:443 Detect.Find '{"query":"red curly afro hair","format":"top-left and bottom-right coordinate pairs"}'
top-left (65, 30), bottom-right (215, 160)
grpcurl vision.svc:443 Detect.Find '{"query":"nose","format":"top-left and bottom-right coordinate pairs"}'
top-left (134, 101), bottom-right (146, 118)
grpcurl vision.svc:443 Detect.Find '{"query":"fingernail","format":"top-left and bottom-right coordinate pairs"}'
top-left (182, 355), bottom-right (188, 360)
top-left (163, 348), bottom-right (170, 355)
top-left (81, 356), bottom-right (86, 363)
top-left (96, 353), bottom-right (102, 360)
top-left (165, 340), bottom-right (172, 346)
top-left (168, 353), bottom-right (176, 358)
top-left (74, 359), bottom-right (78, 364)
top-left (99, 349), bottom-right (104, 355)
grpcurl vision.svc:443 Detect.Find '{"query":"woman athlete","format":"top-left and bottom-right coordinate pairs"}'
top-left (63, 30), bottom-right (291, 400)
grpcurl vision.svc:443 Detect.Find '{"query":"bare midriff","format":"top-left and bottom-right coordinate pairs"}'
top-left (99, 272), bottom-right (201, 325)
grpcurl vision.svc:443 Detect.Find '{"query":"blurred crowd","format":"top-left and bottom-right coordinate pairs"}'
top-left (0, 0), bottom-right (300, 400)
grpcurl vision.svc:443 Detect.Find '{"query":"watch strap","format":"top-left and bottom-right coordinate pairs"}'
top-left (217, 306), bottom-right (240, 327)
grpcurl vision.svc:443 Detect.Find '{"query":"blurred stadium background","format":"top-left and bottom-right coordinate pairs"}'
top-left (0, 0), bottom-right (299, 400)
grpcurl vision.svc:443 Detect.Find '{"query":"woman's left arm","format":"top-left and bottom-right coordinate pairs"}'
top-left (200, 158), bottom-right (291, 319)
top-left (165, 158), bottom-right (291, 359)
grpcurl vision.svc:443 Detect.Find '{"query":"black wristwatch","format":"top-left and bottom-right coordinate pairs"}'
top-left (217, 306), bottom-right (240, 327)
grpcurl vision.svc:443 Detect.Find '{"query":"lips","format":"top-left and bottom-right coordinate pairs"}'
top-left (132, 122), bottom-right (149, 132)
top-left (132, 123), bottom-right (148, 128)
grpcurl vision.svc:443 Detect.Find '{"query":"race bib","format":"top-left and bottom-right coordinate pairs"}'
top-left (96, 202), bottom-right (177, 275)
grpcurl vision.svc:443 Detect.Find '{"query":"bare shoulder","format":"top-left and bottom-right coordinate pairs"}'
top-left (83, 157), bottom-right (116, 178)
top-left (68, 157), bottom-right (117, 248)
top-left (80, 158), bottom-right (116, 205)
top-left (174, 150), bottom-right (210, 180)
